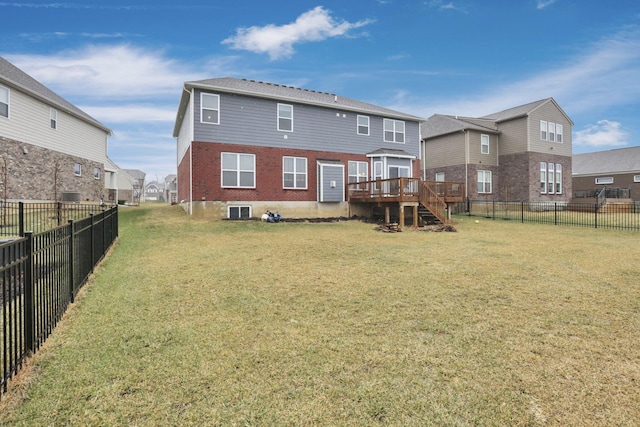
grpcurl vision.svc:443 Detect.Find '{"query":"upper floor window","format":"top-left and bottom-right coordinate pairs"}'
top-left (634, 175), bottom-right (640, 183)
top-left (221, 152), bottom-right (255, 188)
top-left (201, 93), bottom-right (220, 124)
top-left (357, 115), bottom-right (369, 135)
top-left (481, 134), bottom-right (489, 154)
top-left (74, 163), bottom-right (82, 176)
top-left (556, 124), bottom-right (563, 143)
top-left (477, 170), bottom-right (492, 194)
top-left (0, 85), bottom-right (8, 118)
top-left (384, 119), bottom-right (405, 143)
top-left (278, 103), bottom-right (293, 132)
top-left (50, 108), bottom-right (57, 129)
top-left (283, 156), bottom-right (307, 189)
top-left (540, 120), bottom-right (563, 143)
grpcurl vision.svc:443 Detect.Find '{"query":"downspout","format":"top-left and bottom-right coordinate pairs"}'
top-left (464, 130), bottom-right (469, 199)
top-left (189, 88), bottom-right (194, 215)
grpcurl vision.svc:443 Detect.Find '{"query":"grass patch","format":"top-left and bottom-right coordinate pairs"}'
top-left (2, 205), bottom-right (640, 425)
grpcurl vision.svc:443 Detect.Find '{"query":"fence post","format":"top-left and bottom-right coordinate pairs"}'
top-left (521, 202), bottom-right (524, 223)
top-left (554, 203), bottom-right (558, 225)
top-left (492, 200), bottom-right (495, 220)
top-left (594, 203), bottom-right (598, 229)
top-left (19, 202), bottom-right (24, 237)
top-left (24, 232), bottom-right (35, 354)
top-left (68, 219), bottom-right (75, 303)
top-left (90, 214), bottom-right (95, 273)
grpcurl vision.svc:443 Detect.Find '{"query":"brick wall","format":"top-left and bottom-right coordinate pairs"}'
top-left (0, 136), bottom-right (105, 201)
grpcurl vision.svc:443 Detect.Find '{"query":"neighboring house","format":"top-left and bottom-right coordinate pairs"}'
top-left (164, 174), bottom-right (177, 204)
top-left (173, 77), bottom-right (424, 220)
top-left (421, 98), bottom-right (573, 203)
top-left (0, 56), bottom-right (119, 202)
top-left (145, 180), bottom-right (163, 202)
top-left (123, 169), bottom-right (145, 204)
top-left (572, 146), bottom-right (640, 202)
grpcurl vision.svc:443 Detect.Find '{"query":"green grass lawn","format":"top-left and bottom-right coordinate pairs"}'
top-left (2, 204), bottom-right (639, 426)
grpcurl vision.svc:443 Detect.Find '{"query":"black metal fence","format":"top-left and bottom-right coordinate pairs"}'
top-left (456, 200), bottom-right (640, 231)
top-left (0, 202), bottom-right (113, 238)
top-left (1, 205), bottom-right (118, 397)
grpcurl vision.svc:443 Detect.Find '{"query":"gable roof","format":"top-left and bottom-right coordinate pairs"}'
top-left (573, 146), bottom-right (640, 176)
top-left (481, 97), bottom-right (574, 125)
top-left (422, 114), bottom-right (499, 139)
top-left (0, 56), bottom-right (112, 135)
top-left (173, 77), bottom-right (423, 137)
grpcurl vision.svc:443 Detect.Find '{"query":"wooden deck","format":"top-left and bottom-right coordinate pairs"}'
top-left (347, 178), bottom-right (465, 227)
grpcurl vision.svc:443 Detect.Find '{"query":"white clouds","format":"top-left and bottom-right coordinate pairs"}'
top-left (222, 6), bottom-right (374, 60)
top-left (536, 0), bottom-right (557, 9)
top-left (574, 120), bottom-right (629, 148)
top-left (425, 1), bottom-right (467, 13)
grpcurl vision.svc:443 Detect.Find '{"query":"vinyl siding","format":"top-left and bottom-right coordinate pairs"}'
top-left (0, 85), bottom-right (111, 165)
top-left (528, 102), bottom-right (572, 157)
top-left (495, 117), bottom-right (528, 155)
top-left (177, 96), bottom-right (193, 164)
top-left (423, 132), bottom-right (465, 168)
top-left (191, 89), bottom-right (421, 157)
top-left (467, 131), bottom-right (498, 166)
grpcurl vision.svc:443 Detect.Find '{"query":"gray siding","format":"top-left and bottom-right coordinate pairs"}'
top-left (318, 163), bottom-right (344, 202)
top-left (496, 117), bottom-right (528, 155)
top-left (529, 102), bottom-right (572, 157)
top-left (192, 89), bottom-right (421, 157)
top-left (423, 132), bottom-right (466, 168)
top-left (467, 130), bottom-right (498, 166)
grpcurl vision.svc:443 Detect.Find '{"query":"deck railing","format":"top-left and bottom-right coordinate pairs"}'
top-left (347, 178), bottom-right (420, 201)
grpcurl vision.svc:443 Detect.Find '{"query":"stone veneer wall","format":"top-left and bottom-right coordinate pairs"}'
top-left (0, 136), bottom-right (105, 201)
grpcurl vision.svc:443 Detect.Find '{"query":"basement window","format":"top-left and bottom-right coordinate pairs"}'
top-left (228, 205), bottom-right (251, 220)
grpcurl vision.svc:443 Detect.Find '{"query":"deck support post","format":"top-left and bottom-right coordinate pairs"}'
top-left (399, 204), bottom-right (405, 228)
top-left (385, 206), bottom-right (390, 224)
top-left (413, 205), bottom-right (419, 228)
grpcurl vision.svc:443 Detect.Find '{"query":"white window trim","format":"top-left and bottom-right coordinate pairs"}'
top-left (227, 205), bottom-right (252, 220)
top-left (94, 167), bottom-right (101, 180)
top-left (357, 115), bottom-right (370, 136)
top-left (50, 108), bottom-right (57, 130)
top-left (383, 118), bottom-right (405, 144)
top-left (435, 172), bottom-right (445, 182)
top-left (595, 177), bottom-right (614, 185)
top-left (200, 93), bottom-right (220, 125)
top-left (0, 85), bottom-right (9, 119)
top-left (540, 120), bottom-right (547, 141)
top-left (481, 134), bottom-right (489, 154)
top-left (556, 124), bottom-right (563, 143)
top-left (221, 152), bottom-right (256, 188)
top-left (547, 162), bottom-right (555, 194)
top-left (348, 160), bottom-right (369, 185)
top-left (283, 156), bottom-right (308, 190)
top-left (634, 175), bottom-right (640, 183)
top-left (277, 103), bottom-right (293, 132)
top-left (540, 162), bottom-right (547, 194)
top-left (478, 170), bottom-right (492, 194)
top-left (74, 163), bottom-right (82, 177)
top-left (555, 163), bottom-right (562, 194)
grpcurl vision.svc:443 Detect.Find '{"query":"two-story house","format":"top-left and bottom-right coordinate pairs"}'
top-left (421, 98), bottom-right (573, 203)
top-left (173, 78), bottom-right (424, 220)
top-left (0, 56), bottom-right (119, 202)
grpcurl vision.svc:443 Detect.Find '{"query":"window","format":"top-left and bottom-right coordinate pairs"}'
top-left (540, 120), bottom-right (547, 140)
top-left (540, 162), bottom-right (547, 194)
top-left (481, 134), bottom-right (489, 154)
top-left (0, 85), bottom-right (8, 118)
top-left (383, 119), bottom-right (405, 143)
top-left (283, 156), bottom-right (307, 189)
top-left (634, 175), bottom-right (640, 183)
top-left (74, 163), bottom-right (82, 176)
top-left (556, 124), bottom-right (563, 143)
top-left (547, 162), bottom-right (555, 194)
top-left (94, 167), bottom-right (101, 180)
top-left (50, 108), bottom-right (57, 129)
top-left (228, 206), bottom-right (251, 220)
top-left (357, 115), bottom-right (369, 135)
top-left (435, 172), bottom-right (445, 182)
top-left (477, 170), bottom-right (492, 194)
top-left (595, 177), bottom-right (614, 185)
top-left (348, 161), bottom-right (368, 185)
top-left (278, 103), bottom-right (293, 131)
top-left (201, 93), bottom-right (219, 124)
top-left (548, 122), bottom-right (555, 142)
top-left (221, 152), bottom-right (255, 188)
top-left (555, 164), bottom-right (562, 194)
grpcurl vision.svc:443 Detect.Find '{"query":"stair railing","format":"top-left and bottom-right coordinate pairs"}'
top-left (418, 181), bottom-right (448, 224)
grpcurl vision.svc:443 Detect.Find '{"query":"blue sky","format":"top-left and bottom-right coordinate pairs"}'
top-left (2, 0), bottom-right (639, 181)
